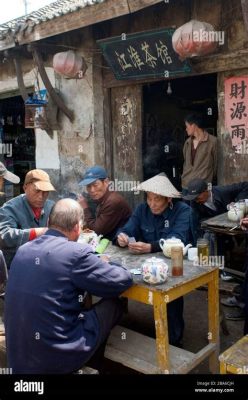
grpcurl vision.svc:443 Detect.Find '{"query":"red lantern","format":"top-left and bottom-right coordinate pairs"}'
top-left (172, 20), bottom-right (218, 59)
top-left (53, 50), bottom-right (87, 79)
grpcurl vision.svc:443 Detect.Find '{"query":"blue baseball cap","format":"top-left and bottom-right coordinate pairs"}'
top-left (79, 165), bottom-right (108, 186)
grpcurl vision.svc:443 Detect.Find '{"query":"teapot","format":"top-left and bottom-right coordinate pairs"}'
top-left (159, 237), bottom-right (192, 258)
top-left (227, 204), bottom-right (244, 222)
top-left (141, 257), bottom-right (169, 284)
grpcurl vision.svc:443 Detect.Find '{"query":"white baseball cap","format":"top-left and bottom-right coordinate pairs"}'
top-left (0, 162), bottom-right (20, 184)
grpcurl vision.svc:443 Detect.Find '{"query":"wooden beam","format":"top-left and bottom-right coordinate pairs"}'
top-left (13, 56), bottom-right (29, 102)
top-left (17, 0), bottom-right (130, 46)
top-left (102, 49), bottom-right (248, 88)
top-left (30, 45), bottom-right (74, 122)
top-left (127, 0), bottom-right (164, 13)
top-left (241, 0), bottom-right (248, 33)
top-left (191, 49), bottom-right (248, 75)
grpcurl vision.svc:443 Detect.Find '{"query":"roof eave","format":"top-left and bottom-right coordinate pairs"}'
top-left (0, 0), bottom-right (163, 53)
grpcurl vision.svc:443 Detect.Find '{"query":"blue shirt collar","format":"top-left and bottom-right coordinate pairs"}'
top-left (45, 229), bottom-right (67, 238)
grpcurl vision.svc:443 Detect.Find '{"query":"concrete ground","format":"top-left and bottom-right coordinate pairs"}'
top-left (0, 281), bottom-right (244, 375)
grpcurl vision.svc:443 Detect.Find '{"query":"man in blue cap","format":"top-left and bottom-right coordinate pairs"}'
top-left (78, 165), bottom-right (131, 240)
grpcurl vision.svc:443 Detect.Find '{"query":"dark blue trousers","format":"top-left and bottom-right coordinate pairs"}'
top-left (167, 297), bottom-right (184, 345)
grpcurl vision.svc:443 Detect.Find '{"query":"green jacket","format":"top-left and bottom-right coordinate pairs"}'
top-left (0, 194), bottom-right (54, 266)
top-left (182, 132), bottom-right (217, 189)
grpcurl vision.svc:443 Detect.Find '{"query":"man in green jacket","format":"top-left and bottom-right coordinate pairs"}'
top-left (0, 169), bottom-right (55, 267)
top-left (181, 113), bottom-right (217, 194)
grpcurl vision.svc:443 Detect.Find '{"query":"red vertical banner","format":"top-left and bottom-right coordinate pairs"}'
top-left (225, 76), bottom-right (248, 153)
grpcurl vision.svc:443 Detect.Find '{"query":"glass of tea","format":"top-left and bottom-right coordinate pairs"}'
top-left (197, 238), bottom-right (209, 265)
top-left (171, 246), bottom-right (183, 276)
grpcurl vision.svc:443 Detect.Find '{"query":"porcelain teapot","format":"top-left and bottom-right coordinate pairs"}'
top-left (159, 237), bottom-right (192, 258)
top-left (227, 204), bottom-right (244, 222)
top-left (141, 257), bottom-right (169, 284)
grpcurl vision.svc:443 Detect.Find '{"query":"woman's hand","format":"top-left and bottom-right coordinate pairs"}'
top-left (117, 233), bottom-right (129, 247)
top-left (128, 242), bottom-right (151, 254)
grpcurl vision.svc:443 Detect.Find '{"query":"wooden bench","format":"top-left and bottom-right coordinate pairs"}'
top-left (219, 335), bottom-right (248, 374)
top-left (105, 325), bottom-right (216, 374)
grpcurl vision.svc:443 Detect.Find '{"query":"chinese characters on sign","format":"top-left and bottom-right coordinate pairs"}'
top-left (97, 28), bottom-right (191, 80)
top-left (225, 76), bottom-right (248, 154)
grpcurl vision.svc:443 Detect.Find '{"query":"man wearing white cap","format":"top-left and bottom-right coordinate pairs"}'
top-left (116, 173), bottom-right (190, 346)
top-left (0, 169), bottom-right (55, 267)
top-left (0, 162), bottom-right (20, 206)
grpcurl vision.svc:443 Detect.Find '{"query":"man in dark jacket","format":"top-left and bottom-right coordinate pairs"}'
top-left (4, 199), bottom-right (133, 374)
top-left (78, 165), bottom-right (131, 240)
top-left (183, 179), bottom-right (248, 320)
top-left (183, 178), bottom-right (248, 244)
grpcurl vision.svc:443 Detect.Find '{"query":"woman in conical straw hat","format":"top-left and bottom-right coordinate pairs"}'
top-left (115, 173), bottom-right (190, 346)
top-left (116, 173), bottom-right (190, 254)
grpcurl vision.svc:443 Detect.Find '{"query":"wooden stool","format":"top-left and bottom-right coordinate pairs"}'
top-left (219, 335), bottom-right (248, 374)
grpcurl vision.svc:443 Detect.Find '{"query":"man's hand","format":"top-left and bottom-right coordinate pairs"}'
top-left (240, 217), bottom-right (248, 230)
top-left (100, 255), bottom-right (110, 263)
top-left (78, 194), bottom-right (89, 209)
top-left (128, 242), bottom-right (151, 254)
top-left (34, 227), bottom-right (48, 237)
top-left (117, 233), bottom-right (129, 247)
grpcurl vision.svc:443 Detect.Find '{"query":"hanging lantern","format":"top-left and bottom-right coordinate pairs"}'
top-left (53, 50), bottom-right (87, 79)
top-left (172, 20), bottom-right (218, 59)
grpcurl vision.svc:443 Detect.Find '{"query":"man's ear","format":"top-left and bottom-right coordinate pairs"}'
top-left (73, 222), bottom-right (81, 233)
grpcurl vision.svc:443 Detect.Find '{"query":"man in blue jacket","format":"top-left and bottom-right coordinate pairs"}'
top-left (116, 173), bottom-right (190, 347)
top-left (4, 198), bottom-right (133, 374)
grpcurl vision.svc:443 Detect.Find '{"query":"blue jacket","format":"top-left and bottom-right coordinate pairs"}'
top-left (0, 194), bottom-right (54, 266)
top-left (115, 201), bottom-right (190, 252)
top-left (4, 229), bottom-right (133, 374)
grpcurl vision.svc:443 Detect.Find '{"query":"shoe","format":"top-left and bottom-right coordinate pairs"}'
top-left (220, 272), bottom-right (233, 281)
top-left (225, 309), bottom-right (245, 321)
top-left (221, 296), bottom-right (244, 308)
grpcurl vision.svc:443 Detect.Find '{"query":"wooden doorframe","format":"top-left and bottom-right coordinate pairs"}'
top-left (103, 87), bottom-right (114, 179)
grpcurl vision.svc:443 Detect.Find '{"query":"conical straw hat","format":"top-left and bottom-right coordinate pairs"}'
top-left (134, 173), bottom-right (181, 198)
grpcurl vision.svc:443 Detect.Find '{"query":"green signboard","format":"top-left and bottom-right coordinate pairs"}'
top-left (97, 28), bottom-right (191, 80)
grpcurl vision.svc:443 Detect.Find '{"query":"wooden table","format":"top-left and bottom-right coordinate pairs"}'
top-left (104, 245), bottom-right (219, 374)
top-left (201, 212), bottom-right (244, 236)
top-left (201, 212), bottom-right (247, 278)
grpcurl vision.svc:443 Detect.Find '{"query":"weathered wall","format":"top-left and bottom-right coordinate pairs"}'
top-left (0, 27), bottom-right (103, 197)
